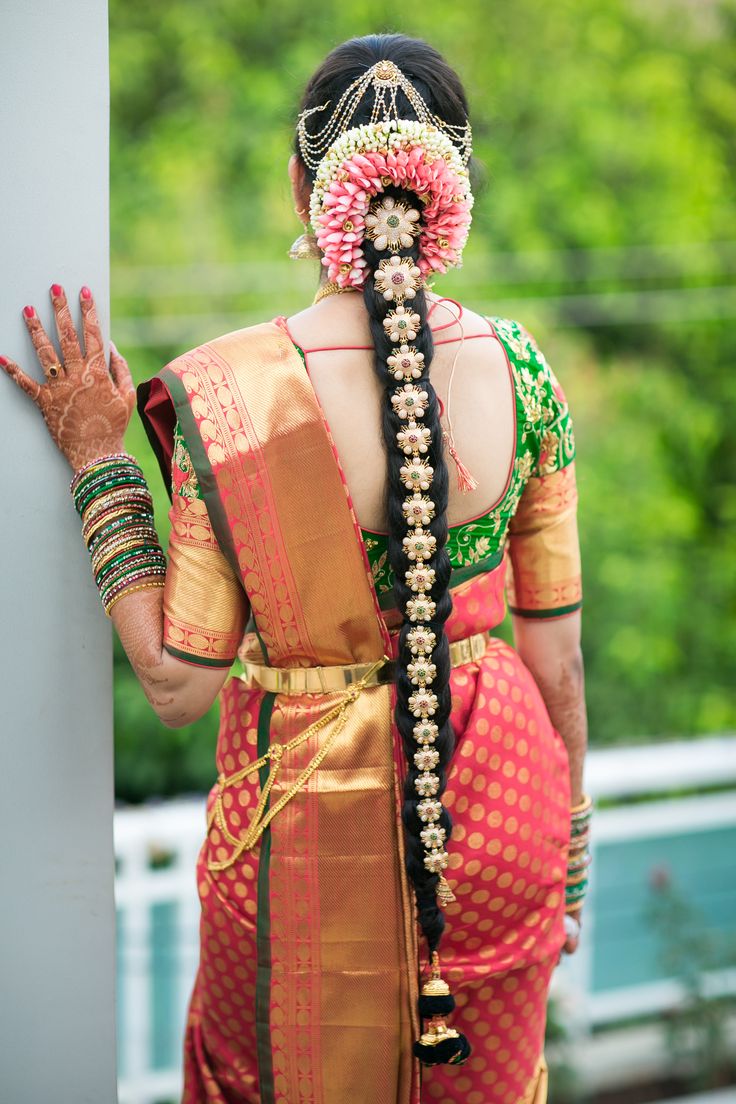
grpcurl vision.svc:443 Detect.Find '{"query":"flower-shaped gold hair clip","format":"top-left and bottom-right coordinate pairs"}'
top-left (365, 196), bottom-right (421, 252)
top-left (374, 256), bottom-right (423, 302)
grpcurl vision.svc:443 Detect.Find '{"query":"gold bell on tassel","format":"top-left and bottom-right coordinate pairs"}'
top-left (437, 874), bottom-right (456, 906)
top-left (418, 952), bottom-right (460, 1048)
top-left (421, 953), bottom-right (451, 998)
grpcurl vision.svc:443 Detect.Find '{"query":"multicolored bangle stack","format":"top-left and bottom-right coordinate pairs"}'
top-left (566, 793), bottom-right (593, 913)
top-left (70, 452), bottom-right (166, 616)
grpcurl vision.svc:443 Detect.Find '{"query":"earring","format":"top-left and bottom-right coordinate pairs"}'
top-left (288, 229), bottom-right (321, 260)
top-left (289, 206), bottom-right (322, 260)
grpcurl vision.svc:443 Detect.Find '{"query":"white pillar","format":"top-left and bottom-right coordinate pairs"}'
top-left (0, 4), bottom-right (117, 1101)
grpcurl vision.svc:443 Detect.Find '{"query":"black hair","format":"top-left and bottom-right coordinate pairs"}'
top-left (295, 34), bottom-right (472, 1066)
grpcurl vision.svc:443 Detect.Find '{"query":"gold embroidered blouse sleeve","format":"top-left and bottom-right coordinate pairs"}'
top-left (163, 421), bottom-right (249, 667)
top-left (506, 460), bottom-right (583, 619)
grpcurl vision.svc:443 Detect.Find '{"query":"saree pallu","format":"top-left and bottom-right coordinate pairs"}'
top-left (138, 321), bottom-right (572, 1104)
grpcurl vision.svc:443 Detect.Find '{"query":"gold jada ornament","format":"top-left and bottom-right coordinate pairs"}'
top-left (363, 184), bottom-right (470, 1069)
top-left (374, 255), bottom-right (423, 302)
top-left (437, 875), bottom-right (457, 906)
top-left (365, 196), bottom-right (421, 252)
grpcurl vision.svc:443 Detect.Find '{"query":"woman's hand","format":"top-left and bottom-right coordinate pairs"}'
top-left (0, 284), bottom-right (135, 473)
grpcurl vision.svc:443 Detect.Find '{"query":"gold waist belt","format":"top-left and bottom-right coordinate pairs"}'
top-left (208, 629), bottom-right (491, 872)
top-left (238, 629), bottom-right (490, 695)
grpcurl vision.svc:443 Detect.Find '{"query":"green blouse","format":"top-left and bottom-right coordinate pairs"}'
top-left (172, 316), bottom-right (575, 606)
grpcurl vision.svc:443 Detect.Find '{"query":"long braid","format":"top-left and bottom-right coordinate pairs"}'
top-left (362, 190), bottom-right (471, 1065)
top-left (362, 200), bottom-right (453, 951)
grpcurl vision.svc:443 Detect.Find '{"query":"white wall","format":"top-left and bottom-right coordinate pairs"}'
top-left (0, 3), bottom-right (117, 1100)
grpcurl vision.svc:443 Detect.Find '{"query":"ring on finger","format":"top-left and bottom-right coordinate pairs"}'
top-left (47, 363), bottom-right (62, 379)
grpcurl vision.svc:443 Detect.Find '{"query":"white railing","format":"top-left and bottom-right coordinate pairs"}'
top-left (116, 802), bottom-right (205, 1104)
top-left (115, 735), bottom-right (736, 1104)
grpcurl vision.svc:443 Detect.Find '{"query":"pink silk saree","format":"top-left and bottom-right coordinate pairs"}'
top-left (139, 319), bottom-right (573, 1104)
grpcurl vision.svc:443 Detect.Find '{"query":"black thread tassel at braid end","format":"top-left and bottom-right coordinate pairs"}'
top-left (413, 951), bottom-right (472, 1067)
top-left (414, 1033), bottom-right (472, 1067)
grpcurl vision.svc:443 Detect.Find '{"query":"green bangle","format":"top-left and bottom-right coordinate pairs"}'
top-left (87, 513), bottom-right (156, 551)
top-left (101, 565), bottom-right (167, 607)
top-left (91, 527), bottom-right (160, 567)
top-left (99, 563), bottom-right (167, 605)
top-left (96, 547), bottom-right (166, 587)
top-left (76, 475), bottom-right (148, 514)
top-left (73, 464), bottom-right (144, 503)
top-left (81, 489), bottom-right (154, 528)
top-left (73, 460), bottom-right (142, 493)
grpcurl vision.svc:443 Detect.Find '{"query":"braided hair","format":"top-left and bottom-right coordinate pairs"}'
top-left (295, 34), bottom-right (473, 1066)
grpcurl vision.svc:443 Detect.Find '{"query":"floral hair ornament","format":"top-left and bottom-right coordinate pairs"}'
top-left (308, 118), bottom-right (474, 289)
top-left (365, 195), bottom-right (421, 251)
top-left (383, 305), bottom-right (421, 342)
top-left (300, 61), bottom-right (473, 289)
top-left (375, 255), bottom-right (423, 302)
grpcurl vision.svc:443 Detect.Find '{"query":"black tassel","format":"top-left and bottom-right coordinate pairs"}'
top-left (413, 1030), bottom-right (472, 1066)
top-left (414, 952), bottom-right (472, 1067)
top-left (418, 992), bottom-right (455, 1017)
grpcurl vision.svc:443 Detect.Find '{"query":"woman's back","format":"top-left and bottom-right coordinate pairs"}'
top-left (284, 291), bottom-right (516, 532)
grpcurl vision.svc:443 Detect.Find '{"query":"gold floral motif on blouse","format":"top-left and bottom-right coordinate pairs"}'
top-left (172, 421), bottom-right (202, 500)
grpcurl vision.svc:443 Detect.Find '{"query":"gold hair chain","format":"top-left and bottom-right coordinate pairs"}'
top-left (296, 59), bottom-right (472, 172)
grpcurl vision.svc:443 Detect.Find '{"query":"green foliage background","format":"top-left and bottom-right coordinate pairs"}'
top-left (110, 0), bottom-right (736, 803)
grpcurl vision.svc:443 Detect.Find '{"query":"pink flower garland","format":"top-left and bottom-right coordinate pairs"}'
top-left (314, 146), bottom-right (473, 289)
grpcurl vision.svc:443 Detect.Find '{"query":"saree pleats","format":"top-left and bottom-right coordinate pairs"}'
top-left (142, 322), bottom-right (570, 1104)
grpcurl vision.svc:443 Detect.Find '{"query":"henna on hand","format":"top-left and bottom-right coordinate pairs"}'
top-left (1, 285), bottom-right (136, 472)
top-left (110, 585), bottom-right (229, 726)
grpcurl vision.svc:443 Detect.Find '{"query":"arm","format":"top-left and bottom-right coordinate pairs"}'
top-left (507, 466), bottom-right (589, 956)
top-left (512, 609), bottom-right (587, 807)
top-left (1, 285), bottom-right (245, 727)
top-left (503, 323), bottom-right (589, 953)
top-left (132, 418), bottom-right (249, 725)
top-left (507, 461), bottom-right (587, 806)
top-left (111, 588), bottom-right (232, 728)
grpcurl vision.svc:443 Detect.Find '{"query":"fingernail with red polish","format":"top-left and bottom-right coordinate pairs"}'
top-left (81, 286), bottom-right (92, 300)
top-left (0, 356), bottom-right (8, 366)
top-left (51, 284), bottom-right (62, 296)
top-left (23, 306), bottom-right (35, 318)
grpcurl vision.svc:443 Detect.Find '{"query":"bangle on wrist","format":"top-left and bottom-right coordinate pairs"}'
top-left (72, 454), bottom-right (167, 617)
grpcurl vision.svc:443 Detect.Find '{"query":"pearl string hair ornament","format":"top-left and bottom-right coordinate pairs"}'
top-left (296, 59), bottom-right (472, 172)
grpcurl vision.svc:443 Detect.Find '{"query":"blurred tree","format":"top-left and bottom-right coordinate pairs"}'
top-left (109, 0), bottom-right (736, 801)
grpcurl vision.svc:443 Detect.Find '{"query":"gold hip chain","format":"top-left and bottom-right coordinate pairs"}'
top-left (206, 655), bottom-right (389, 871)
